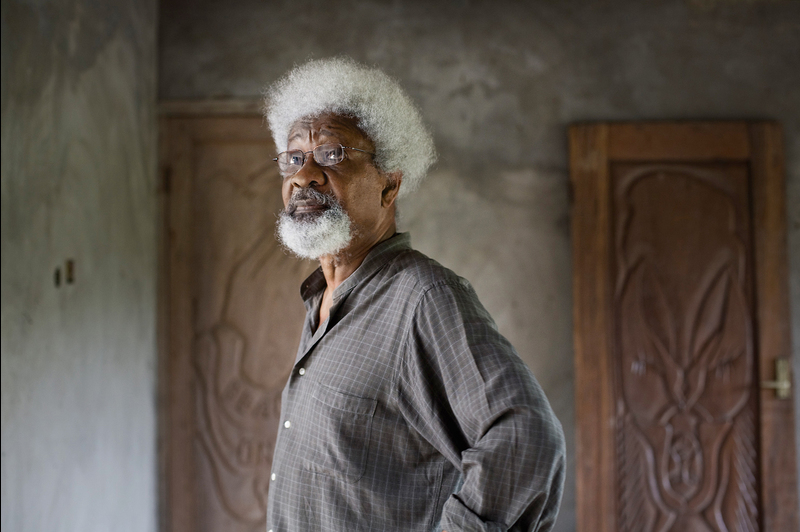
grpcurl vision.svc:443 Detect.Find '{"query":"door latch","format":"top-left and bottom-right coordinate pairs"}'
top-left (761, 358), bottom-right (792, 399)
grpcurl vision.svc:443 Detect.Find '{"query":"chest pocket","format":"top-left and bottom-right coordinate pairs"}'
top-left (306, 383), bottom-right (377, 483)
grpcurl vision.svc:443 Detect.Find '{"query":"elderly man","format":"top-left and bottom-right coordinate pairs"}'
top-left (264, 58), bottom-right (565, 532)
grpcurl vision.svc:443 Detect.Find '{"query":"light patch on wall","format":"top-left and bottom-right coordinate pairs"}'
top-left (1, 22), bottom-right (157, 532)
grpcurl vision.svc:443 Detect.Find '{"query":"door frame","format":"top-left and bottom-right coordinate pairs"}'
top-left (570, 121), bottom-right (798, 531)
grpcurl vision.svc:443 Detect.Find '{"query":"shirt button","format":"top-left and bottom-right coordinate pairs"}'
top-left (271, 473), bottom-right (276, 481)
top-left (298, 368), bottom-right (306, 376)
top-left (284, 420), bottom-right (291, 429)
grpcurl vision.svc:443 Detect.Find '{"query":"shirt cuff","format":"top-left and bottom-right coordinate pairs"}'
top-left (439, 495), bottom-right (506, 532)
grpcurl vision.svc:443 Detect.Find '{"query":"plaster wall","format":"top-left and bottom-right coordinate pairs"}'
top-left (159, 0), bottom-right (800, 530)
top-left (1, 1), bottom-right (158, 531)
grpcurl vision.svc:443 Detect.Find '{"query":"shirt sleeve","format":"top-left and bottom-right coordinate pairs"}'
top-left (396, 280), bottom-right (566, 532)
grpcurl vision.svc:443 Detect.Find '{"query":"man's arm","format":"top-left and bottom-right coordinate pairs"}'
top-left (397, 280), bottom-right (566, 532)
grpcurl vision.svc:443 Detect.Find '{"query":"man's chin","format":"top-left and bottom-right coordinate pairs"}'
top-left (277, 209), bottom-right (353, 261)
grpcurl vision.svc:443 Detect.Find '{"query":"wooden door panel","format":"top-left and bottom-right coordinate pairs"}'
top-left (612, 163), bottom-right (757, 531)
top-left (161, 116), bottom-right (316, 532)
top-left (571, 122), bottom-right (798, 532)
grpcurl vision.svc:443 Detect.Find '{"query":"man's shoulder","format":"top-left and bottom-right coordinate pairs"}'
top-left (382, 247), bottom-right (472, 297)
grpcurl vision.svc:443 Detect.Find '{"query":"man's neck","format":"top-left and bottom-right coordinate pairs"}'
top-left (318, 224), bottom-right (396, 295)
top-left (314, 224), bottom-right (396, 330)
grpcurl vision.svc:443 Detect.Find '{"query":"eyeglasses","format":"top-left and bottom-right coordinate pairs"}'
top-left (273, 143), bottom-right (375, 177)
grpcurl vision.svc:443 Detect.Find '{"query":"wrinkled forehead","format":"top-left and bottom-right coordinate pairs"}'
top-left (287, 113), bottom-right (374, 151)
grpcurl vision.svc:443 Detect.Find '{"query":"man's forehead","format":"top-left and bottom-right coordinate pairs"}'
top-left (287, 113), bottom-right (370, 144)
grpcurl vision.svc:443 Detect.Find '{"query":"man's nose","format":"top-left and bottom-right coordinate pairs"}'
top-left (289, 157), bottom-right (327, 189)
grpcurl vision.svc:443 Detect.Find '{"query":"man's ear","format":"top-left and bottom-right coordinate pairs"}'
top-left (381, 172), bottom-right (403, 208)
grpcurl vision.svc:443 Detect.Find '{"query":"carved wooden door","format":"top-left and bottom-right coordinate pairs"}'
top-left (159, 114), bottom-right (317, 532)
top-left (571, 122), bottom-right (798, 532)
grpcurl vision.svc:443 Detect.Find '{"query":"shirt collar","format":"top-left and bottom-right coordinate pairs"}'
top-left (300, 232), bottom-right (412, 305)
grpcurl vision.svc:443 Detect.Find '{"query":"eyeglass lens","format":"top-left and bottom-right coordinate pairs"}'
top-left (277, 144), bottom-right (345, 176)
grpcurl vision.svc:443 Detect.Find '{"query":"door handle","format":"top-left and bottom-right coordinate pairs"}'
top-left (761, 358), bottom-right (792, 399)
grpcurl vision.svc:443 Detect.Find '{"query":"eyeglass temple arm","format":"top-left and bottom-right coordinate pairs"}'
top-left (342, 146), bottom-right (375, 156)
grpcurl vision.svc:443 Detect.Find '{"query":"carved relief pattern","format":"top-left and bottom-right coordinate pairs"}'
top-left (618, 412), bottom-right (659, 531)
top-left (194, 230), bottom-right (286, 523)
top-left (613, 165), bottom-right (759, 532)
top-left (191, 148), bottom-right (315, 530)
top-left (195, 321), bottom-right (281, 522)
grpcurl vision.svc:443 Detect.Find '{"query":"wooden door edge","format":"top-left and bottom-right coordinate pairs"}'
top-left (749, 122), bottom-right (799, 531)
top-left (570, 124), bottom-right (617, 532)
top-left (159, 118), bottom-right (200, 532)
top-left (570, 120), bottom-right (753, 161)
top-left (156, 116), bottom-right (172, 532)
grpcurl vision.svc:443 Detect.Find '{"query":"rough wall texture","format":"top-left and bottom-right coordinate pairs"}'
top-left (159, 0), bottom-right (800, 529)
top-left (1, 0), bottom-right (158, 531)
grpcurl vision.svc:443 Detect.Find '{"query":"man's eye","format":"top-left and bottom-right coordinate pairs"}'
top-left (289, 154), bottom-right (303, 165)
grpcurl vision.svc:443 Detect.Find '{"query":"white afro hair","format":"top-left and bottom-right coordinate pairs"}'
top-left (264, 57), bottom-right (436, 197)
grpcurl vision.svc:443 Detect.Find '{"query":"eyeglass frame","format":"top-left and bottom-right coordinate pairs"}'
top-left (272, 143), bottom-right (376, 177)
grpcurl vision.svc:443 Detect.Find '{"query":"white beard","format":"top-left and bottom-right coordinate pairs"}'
top-left (276, 195), bottom-right (353, 260)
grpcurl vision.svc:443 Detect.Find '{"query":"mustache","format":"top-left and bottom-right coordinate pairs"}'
top-left (285, 188), bottom-right (339, 215)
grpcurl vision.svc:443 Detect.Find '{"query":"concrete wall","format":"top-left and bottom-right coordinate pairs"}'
top-left (1, 0), bottom-right (158, 531)
top-left (158, 0), bottom-right (800, 530)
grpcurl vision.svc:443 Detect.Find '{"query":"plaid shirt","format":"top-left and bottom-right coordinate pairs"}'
top-left (266, 233), bottom-right (565, 532)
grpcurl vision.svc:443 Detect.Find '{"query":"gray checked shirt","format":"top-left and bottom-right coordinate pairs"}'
top-left (266, 233), bottom-right (565, 532)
